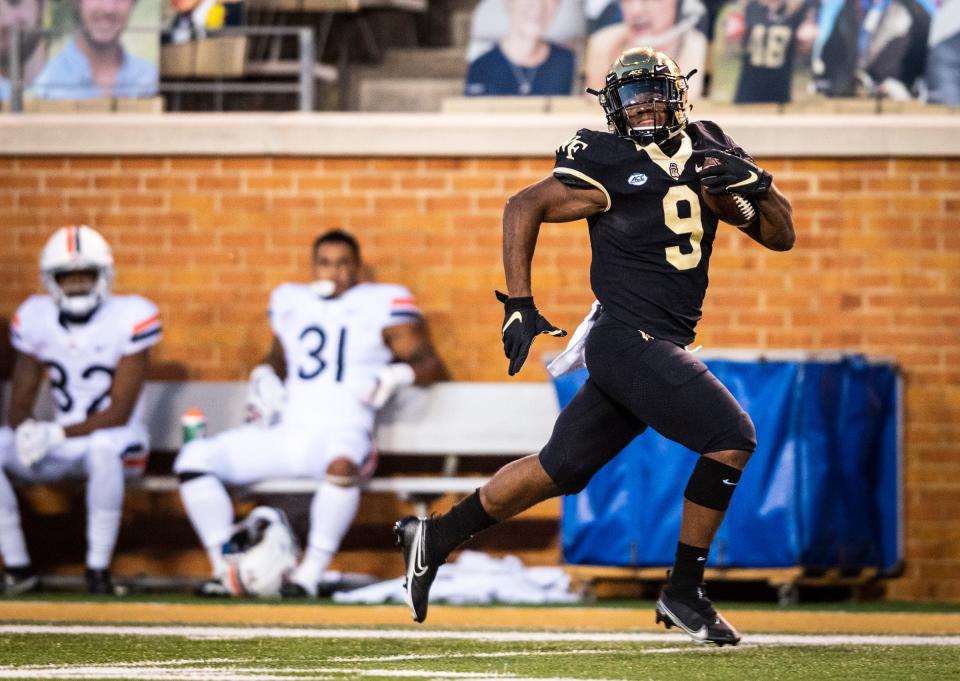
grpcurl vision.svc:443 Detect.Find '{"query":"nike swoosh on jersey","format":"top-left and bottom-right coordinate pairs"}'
top-left (722, 479), bottom-right (738, 486)
top-left (502, 311), bottom-right (523, 335)
top-left (694, 164), bottom-right (704, 173)
top-left (727, 170), bottom-right (758, 189)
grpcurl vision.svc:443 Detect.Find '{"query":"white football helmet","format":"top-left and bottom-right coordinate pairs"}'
top-left (222, 507), bottom-right (300, 598)
top-left (40, 225), bottom-right (114, 319)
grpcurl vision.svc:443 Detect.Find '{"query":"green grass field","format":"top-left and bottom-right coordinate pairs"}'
top-left (1, 595), bottom-right (959, 680)
top-left (1, 628), bottom-right (958, 680)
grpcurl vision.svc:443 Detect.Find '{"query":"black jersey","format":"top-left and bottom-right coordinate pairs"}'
top-left (735, 0), bottom-right (808, 103)
top-left (553, 121), bottom-right (748, 346)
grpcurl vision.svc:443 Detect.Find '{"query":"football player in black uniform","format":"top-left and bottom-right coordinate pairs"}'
top-left (734, 0), bottom-right (817, 104)
top-left (396, 47), bottom-right (795, 645)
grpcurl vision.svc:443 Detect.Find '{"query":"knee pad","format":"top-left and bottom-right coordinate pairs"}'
top-left (173, 439), bottom-right (214, 477)
top-left (325, 457), bottom-right (360, 487)
top-left (684, 457), bottom-right (743, 512)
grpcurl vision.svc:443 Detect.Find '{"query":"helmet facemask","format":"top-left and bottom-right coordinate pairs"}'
top-left (42, 264), bottom-right (114, 321)
top-left (590, 48), bottom-right (691, 146)
top-left (39, 225), bottom-right (115, 322)
top-left (602, 72), bottom-right (688, 145)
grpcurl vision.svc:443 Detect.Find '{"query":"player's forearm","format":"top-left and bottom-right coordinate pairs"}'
top-left (751, 184), bottom-right (795, 252)
top-left (262, 338), bottom-right (287, 380)
top-left (63, 403), bottom-right (136, 437)
top-left (8, 354), bottom-right (43, 429)
top-left (409, 353), bottom-right (449, 386)
top-left (502, 191), bottom-right (545, 297)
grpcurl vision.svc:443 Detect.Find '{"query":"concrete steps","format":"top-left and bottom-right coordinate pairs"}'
top-left (349, 0), bottom-right (475, 110)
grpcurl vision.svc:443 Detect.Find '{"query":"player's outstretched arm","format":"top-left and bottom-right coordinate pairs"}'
top-left (8, 352), bottom-right (44, 430)
top-left (63, 348), bottom-right (150, 437)
top-left (502, 176), bottom-right (607, 296)
top-left (741, 183), bottom-right (796, 252)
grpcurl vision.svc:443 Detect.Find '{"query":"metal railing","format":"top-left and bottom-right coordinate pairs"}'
top-left (1, 24), bottom-right (319, 113)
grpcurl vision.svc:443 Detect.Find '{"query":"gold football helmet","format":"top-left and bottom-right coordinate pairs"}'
top-left (590, 47), bottom-right (691, 145)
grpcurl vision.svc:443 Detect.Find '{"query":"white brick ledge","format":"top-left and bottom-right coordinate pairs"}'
top-left (1, 112), bottom-right (958, 157)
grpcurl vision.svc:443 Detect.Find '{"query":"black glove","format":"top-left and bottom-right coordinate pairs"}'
top-left (495, 290), bottom-right (567, 376)
top-left (699, 149), bottom-right (772, 197)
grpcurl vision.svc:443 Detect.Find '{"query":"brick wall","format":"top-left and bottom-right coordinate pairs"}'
top-left (1, 155), bottom-right (958, 600)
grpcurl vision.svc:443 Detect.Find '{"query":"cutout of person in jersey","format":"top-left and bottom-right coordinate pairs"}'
top-left (926, 0), bottom-right (960, 105)
top-left (724, 0), bottom-right (818, 103)
top-left (811, 0), bottom-right (933, 98)
top-left (465, 0), bottom-right (576, 96)
top-left (1, 225), bottom-right (160, 596)
top-left (583, 0), bottom-right (709, 99)
top-left (0, 0), bottom-right (47, 101)
top-left (175, 229), bottom-right (449, 599)
top-left (32, 0), bottom-right (158, 99)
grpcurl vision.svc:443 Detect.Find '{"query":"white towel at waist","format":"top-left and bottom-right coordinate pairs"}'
top-left (546, 300), bottom-right (602, 378)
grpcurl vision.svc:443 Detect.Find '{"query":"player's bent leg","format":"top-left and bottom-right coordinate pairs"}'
top-left (657, 420), bottom-right (757, 646)
top-left (174, 438), bottom-right (235, 586)
top-left (282, 457), bottom-right (361, 599)
top-left (480, 454), bottom-right (559, 520)
top-left (656, 447), bottom-right (753, 647)
top-left (395, 378), bottom-right (644, 624)
top-left (83, 430), bottom-right (128, 594)
top-left (0, 428), bottom-right (38, 595)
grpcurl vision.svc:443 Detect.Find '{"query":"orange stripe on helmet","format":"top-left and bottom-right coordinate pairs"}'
top-left (66, 225), bottom-right (78, 255)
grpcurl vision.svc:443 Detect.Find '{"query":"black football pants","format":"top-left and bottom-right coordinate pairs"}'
top-left (538, 313), bottom-right (757, 494)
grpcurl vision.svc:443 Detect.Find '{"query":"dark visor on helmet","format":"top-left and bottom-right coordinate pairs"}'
top-left (615, 79), bottom-right (671, 107)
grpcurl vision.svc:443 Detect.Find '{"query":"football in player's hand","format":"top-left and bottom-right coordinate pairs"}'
top-left (698, 156), bottom-right (758, 228)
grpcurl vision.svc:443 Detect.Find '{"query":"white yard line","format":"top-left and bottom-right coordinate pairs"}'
top-left (0, 624), bottom-right (958, 646)
top-left (328, 647), bottom-right (708, 663)
top-left (0, 665), bottom-right (623, 681)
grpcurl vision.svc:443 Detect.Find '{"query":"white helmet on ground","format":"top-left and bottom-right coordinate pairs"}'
top-left (223, 506), bottom-right (300, 598)
top-left (40, 225), bottom-right (114, 319)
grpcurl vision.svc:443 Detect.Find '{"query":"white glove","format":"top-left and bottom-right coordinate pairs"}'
top-left (244, 364), bottom-right (286, 426)
top-left (14, 419), bottom-right (65, 467)
top-left (363, 363), bottom-right (415, 409)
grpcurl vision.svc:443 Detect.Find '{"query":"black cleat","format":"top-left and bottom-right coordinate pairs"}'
top-left (656, 582), bottom-right (741, 646)
top-left (280, 582), bottom-right (312, 599)
top-left (393, 515), bottom-right (440, 623)
top-left (85, 568), bottom-right (115, 595)
top-left (3, 566), bottom-right (39, 596)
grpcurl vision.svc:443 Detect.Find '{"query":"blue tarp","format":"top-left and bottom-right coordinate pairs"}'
top-left (552, 357), bottom-right (901, 572)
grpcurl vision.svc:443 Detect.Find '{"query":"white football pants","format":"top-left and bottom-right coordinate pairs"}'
top-left (0, 424), bottom-right (149, 571)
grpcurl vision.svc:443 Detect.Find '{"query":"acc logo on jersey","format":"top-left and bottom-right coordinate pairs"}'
top-left (558, 135), bottom-right (588, 160)
top-left (627, 173), bottom-right (648, 186)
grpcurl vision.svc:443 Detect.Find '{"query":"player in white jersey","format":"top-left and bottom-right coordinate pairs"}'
top-left (175, 229), bottom-right (447, 598)
top-left (1, 225), bottom-right (161, 595)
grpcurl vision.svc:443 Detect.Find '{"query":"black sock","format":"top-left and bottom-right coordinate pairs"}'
top-left (427, 490), bottom-right (497, 562)
top-left (669, 542), bottom-right (709, 588)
